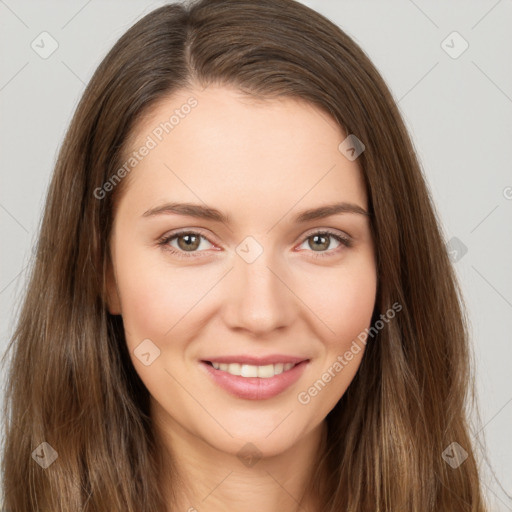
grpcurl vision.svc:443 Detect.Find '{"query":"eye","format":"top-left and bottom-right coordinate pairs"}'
top-left (297, 229), bottom-right (352, 259)
top-left (158, 230), bottom-right (214, 259)
top-left (157, 228), bottom-right (352, 260)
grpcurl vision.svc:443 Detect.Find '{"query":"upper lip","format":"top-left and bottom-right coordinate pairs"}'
top-left (201, 355), bottom-right (309, 365)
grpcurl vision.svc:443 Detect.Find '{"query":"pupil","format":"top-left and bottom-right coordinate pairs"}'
top-left (179, 234), bottom-right (199, 251)
top-left (311, 234), bottom-right (328, 251)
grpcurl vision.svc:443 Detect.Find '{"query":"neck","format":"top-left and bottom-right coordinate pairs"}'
top-left (153, 412), bottom-right (329, 512)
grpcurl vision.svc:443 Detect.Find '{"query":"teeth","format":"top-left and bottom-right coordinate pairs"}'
top-left (274, 363), bottom-right (284, 375)
top-left (210, 361), bottom-right (296, 378)
top-left (241, 364), bottom-right (259, 377)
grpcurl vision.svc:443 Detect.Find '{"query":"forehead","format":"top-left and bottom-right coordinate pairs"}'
top-left (116, 85), bottom-right (368, 221)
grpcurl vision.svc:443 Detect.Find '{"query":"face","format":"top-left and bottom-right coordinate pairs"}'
top-left (107, 85), bottom-right (377, 458)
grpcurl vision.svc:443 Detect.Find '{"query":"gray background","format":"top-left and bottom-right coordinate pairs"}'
top-left (1, 1), bottom-right (511, 509)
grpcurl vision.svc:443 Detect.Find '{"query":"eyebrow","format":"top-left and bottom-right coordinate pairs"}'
top-left (142, 201), bottom-right (370, 224)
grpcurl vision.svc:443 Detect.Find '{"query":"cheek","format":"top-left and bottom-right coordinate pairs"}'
top-left (295, 263), bottom-right (376, 418)
top-left (113, 250), bottom-right (205, 404)
top-left (116, 240), bottom-right (377, 348)
top-left (116, 240), bottom-right (218, 343)
top-left (112, 246), bottom-right (196, 345)
top-left (330, 273), bottom-right (376, 341)
top-left (308, 255), bottom-right (377, 348)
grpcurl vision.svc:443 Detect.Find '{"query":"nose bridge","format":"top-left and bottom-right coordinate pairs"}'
top-left (223, 237), bottom-right (294, 333)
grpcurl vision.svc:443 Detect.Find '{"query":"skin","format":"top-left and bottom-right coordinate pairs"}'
top-left (106, 84), bottom-right (377, 512)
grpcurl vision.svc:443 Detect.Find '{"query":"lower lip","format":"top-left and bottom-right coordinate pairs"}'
top-left (200, 360), bottom-right (309, 400)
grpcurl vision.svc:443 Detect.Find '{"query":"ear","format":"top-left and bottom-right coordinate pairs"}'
top-left (105, 252), bottom-right (122, 315)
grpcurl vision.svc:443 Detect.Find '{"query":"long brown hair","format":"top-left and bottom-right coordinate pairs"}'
top-left (1, 0), bottom-right (489, 510)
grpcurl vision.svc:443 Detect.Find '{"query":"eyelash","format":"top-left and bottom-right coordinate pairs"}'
top-left (157, 229), bottom-right (352, 260)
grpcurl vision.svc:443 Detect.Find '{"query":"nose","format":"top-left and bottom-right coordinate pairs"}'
top-left (221, 248), bottom-right (296, 337)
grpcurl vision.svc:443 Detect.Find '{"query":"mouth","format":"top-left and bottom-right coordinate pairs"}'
top-left (199, 359), bottom-right (310, 400)
top-left (202, 360), bottom-right (301, 378)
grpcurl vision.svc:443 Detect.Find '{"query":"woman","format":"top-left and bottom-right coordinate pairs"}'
top-left (1, 0), bottom-right (488, 510)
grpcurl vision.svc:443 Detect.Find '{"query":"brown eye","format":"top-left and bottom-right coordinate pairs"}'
top-left (308, 233), bottom-right (331, 251)
top-left (298, 230), bottom-right (352, 259)
top-left (176, 233), bottom-right (201, 252)
top-left (158, 230), bottom-right (214, 258)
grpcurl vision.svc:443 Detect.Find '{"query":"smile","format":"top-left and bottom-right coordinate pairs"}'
top-left (208, 361), bottom-right (297, 378)
top-left (200, 359), bottom-right (310, 400)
